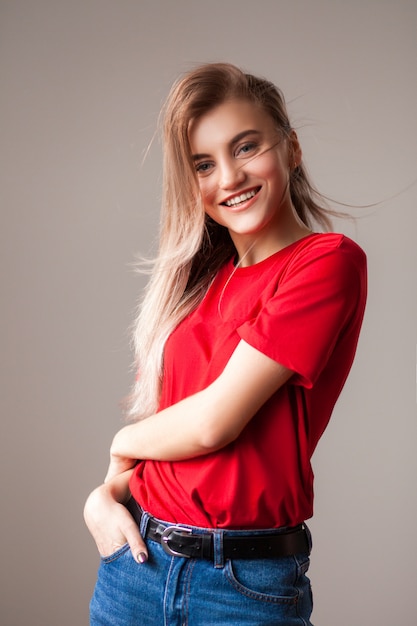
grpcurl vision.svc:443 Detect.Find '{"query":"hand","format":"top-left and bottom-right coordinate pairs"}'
top-left (83, 480), bottom-right (148, 564)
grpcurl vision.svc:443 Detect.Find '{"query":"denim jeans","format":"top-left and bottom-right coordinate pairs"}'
top-left (90, 510), bottom-right (314, 626)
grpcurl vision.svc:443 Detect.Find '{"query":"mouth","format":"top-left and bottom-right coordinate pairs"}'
top-left (221, 187), bottom-right (261, 208)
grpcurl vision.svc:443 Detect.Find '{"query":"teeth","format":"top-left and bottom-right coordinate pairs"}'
top-left (225, 189), bottom-right (257, 207)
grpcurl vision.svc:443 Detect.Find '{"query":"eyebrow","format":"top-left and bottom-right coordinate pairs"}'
top-left (191, 129), bottom-right (262, 161)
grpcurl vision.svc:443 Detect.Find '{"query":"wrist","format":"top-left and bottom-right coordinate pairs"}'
top-left (92, 471), bottom-right (133, 505)
top-left (85, 483), bottom-right (115, 513)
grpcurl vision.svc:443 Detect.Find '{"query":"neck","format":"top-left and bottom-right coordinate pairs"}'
top-left (233, 221), bottom-right (312, 267)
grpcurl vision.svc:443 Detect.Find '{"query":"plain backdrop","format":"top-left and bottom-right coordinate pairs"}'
top-left (1, 1), bottom-right (416, 624)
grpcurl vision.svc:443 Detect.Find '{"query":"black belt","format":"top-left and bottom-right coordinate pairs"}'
top-left (126, 498), bottom-right (310, 560)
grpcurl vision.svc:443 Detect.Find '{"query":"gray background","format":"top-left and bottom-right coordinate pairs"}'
top-left (1, 1), bottom-right (416, 624)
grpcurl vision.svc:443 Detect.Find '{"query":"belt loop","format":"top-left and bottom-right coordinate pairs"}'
top-left (213, 530), bottom-right (224, 569)
top-left (139, 508), bottom-right (151, 538)
top-left (304, 523), bottom-right (313, 554)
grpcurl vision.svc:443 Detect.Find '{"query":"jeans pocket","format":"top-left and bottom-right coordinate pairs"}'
top-left (224, 556), bottom-right (300, 604)
top-left (294, 553), bottom-right (313, 611)
top-left (100, 542), bottom-right (130, 564)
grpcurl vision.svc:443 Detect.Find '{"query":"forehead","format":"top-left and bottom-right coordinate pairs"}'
top-left (188, 99), bottom-right (275, 152)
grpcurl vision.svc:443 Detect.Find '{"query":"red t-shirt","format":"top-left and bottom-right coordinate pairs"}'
top-left (130, 233), bottom-right (367, 528)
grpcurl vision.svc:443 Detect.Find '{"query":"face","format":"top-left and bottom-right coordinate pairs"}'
top-left (188, 99), bottom-right (304, 263)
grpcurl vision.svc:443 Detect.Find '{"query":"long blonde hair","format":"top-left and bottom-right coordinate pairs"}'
top-left (128, 62), bottom-right (334, 419)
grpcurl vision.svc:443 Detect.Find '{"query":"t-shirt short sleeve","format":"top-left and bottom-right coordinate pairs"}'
top-left (237, 236), bottom-right (367, 388)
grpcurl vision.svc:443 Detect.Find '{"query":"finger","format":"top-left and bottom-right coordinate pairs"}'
top-left (97, 538), bottom-right (127, 558)
top-left (121, 513), bottom-right (148, 564)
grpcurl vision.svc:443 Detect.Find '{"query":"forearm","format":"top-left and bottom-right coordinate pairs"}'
top-left (110, 341), bottom-right (293, 463)
top-left (110, 388), bottom-right (221, 463)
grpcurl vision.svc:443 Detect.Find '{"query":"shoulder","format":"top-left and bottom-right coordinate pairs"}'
top-left (296, 232), bottom-right (365, 257)
top-left (287, 233), bottom-right (367, 274)
top-left (278, 233), bottom-right (367, 304)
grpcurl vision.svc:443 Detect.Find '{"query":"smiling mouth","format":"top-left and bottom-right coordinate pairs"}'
top-left (222, 187), bottom-right (260, 207)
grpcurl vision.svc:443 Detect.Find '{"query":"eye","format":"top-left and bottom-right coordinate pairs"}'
top-left (195, 161), bottom-right (214, 175)
top-left (236, 142), bottom-right (258, 158)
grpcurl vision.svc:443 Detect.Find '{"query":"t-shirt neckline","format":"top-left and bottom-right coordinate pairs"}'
top-left (230, 233), bottom-right (318, 276)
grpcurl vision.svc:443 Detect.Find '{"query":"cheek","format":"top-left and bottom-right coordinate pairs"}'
top-left (261, 157), bottom-right (287, 181)
top-left (254, 148), bottom-right (288, 178)
top-left (198, 179), bottom-right (217, 206)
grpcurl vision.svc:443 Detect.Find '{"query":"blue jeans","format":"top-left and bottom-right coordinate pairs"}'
top-left (90, 510), bottom-right (314, 625)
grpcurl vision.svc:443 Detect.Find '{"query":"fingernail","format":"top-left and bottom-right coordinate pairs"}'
top-left (137, 552), bottom-right (148, 564)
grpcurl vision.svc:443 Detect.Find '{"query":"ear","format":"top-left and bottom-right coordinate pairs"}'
top-left (288, 130), bottom-right (302, 169)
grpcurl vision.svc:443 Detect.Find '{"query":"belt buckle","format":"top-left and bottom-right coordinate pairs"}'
top-left (161, 525), bottom-right (193, 558)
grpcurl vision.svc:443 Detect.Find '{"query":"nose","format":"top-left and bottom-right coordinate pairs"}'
top-left (218, 159), bottom-right (246, 190)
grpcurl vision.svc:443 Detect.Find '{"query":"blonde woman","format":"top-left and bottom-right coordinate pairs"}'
top-left (84, 63), bottom-right (367, 625)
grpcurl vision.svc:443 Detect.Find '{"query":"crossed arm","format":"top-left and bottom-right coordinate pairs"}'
top-left (105, 340), bottom-right (294, 480)
top-left (84, 340), bottom-right (293, 560)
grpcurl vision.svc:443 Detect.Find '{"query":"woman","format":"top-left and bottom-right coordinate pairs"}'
top-left (84, 62), bottom-right (367, 625)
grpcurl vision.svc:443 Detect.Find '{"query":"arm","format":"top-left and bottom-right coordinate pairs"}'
top-left (105, 340), bottom-right (293, 480)
top-left (106, 238), bottom-right (366, 480)
top-left (83, 470), bottom-right (148, 562)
